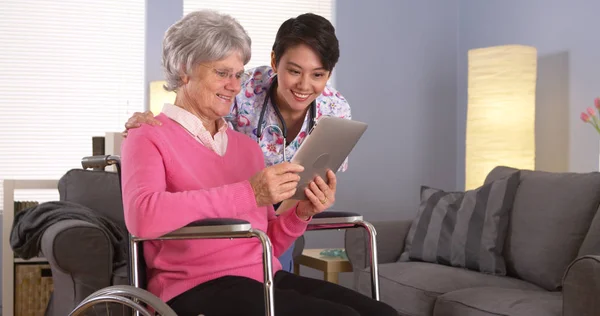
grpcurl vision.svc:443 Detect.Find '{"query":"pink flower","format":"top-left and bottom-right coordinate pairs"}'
top-left (297, 131), bottom-right (307, 144)
top-left (237, 115), bottom-right (250, 127)
top-left (244, 86), bottom-right (254, 98)
top-left (588, 107), bottom-right (595, 116)
top-left (580, 99), bottom-right (600, 134)
top-left (581, 112), bottom-right (591, 122)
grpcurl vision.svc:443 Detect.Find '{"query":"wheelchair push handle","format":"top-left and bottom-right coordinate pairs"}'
top-left (81, 155), bottom-right (121, 170)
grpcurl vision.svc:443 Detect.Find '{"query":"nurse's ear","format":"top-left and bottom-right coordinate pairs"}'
top-left (270, 51), bottom-right (277, 73)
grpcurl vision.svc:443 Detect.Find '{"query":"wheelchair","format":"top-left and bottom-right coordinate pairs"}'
top-left (69, 155), bottom-right (380, 316)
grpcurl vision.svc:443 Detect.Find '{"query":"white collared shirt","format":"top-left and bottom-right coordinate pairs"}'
top-left (162, 103), bottom-right (228, 156)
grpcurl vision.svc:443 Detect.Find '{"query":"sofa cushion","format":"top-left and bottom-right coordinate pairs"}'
top-left (484, 166), bottom-right (600, 291)
top-left (434, 287), bottom-right (561, 316)
top-left (356, 262), bottom-right (543, 316)
top-left (399, 171), bottom-right (519, 275)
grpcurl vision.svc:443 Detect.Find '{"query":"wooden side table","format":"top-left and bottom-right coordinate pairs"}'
top-left (294, 248), bottom-right (352, 284)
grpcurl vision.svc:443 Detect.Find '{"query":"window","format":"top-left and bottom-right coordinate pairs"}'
top-left (184, 0), bottom-right (335, 70)
top-left (0, 0), bottom-right (145, 210)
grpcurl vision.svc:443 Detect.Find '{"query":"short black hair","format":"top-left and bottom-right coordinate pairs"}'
top-left (272, 13), bottom-right (340, 72)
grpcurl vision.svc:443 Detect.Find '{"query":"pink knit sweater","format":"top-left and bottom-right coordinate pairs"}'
top-left (121, 114), bottom-right (309, 303)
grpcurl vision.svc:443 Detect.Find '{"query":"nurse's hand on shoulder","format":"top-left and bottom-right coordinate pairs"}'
top-left (250, 162), bottom-right (304, 207)
top-left (122, 111), bottom-right (161, 137)
top-left (296, 170), bottom-right (336, 221)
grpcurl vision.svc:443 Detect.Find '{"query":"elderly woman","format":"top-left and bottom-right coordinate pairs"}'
top-left (126, 12), bottom-right (352, 274)
top-left (121, 10), bottom-right (397, 316)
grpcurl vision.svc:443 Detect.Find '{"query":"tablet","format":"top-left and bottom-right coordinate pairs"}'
top-left (290, 116), bottom-right (368, 200)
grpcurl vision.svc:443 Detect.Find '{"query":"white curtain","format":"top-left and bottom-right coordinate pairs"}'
top-left (0, 0), bottom-right (145, 210)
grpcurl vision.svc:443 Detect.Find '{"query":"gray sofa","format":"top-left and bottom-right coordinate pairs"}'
top-left (345, 166), bottom-right (600, 316)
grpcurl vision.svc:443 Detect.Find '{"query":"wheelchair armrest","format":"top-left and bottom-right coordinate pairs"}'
top-left (308, 210), bottom-right (363, 227)
top-left (163, 218), bottom-right (252, 237)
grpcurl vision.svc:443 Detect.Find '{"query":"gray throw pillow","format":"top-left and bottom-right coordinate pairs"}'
top-left (399, 171), bottom-right (520, 275)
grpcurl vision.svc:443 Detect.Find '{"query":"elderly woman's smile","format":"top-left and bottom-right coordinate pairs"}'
top-left (216, 94), bottom-right (233, 102)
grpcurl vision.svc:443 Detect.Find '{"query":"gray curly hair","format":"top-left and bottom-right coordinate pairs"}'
top-left (162, 10), bottom-right (251, 91)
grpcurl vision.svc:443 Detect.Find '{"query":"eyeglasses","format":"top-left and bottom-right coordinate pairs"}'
top-left (200, 64), bottom-right (245, 82)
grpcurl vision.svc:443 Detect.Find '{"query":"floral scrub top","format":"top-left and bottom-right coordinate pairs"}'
top-left (230, 66), bottom-right (352, 170)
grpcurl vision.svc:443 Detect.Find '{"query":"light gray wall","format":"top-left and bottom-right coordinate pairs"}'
top-left (301, 0), bottom-right (460, 285)
top-left (331, 0), bottom-right (459, 222)
top-left (456, 0), bottom-right (600, 188)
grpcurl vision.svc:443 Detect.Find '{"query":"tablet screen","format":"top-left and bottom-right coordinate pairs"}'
top-left (290, 116), bottom-right (368, 200)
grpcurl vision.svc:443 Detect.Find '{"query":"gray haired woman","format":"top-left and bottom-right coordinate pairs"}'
top-left (121, 9), bottom-right (397, 316)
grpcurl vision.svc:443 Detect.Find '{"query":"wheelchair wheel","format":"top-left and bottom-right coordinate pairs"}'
top-left (69, 285), bottom-right (178, 316)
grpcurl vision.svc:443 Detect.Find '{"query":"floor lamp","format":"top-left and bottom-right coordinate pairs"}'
top-left (465, 45), bottom-right (537, 190)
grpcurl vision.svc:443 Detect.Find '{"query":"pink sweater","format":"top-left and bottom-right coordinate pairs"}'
top-left (121, 113), bottom-right (309, 303)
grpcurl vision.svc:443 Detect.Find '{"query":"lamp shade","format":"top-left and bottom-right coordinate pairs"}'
top-left (149, 80), bottom-right (176, 115)
top-left (465, 45), bottom-right (537, 190)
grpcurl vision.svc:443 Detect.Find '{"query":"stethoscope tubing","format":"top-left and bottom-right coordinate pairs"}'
top-left (255, 76), bottom-right (316, 162)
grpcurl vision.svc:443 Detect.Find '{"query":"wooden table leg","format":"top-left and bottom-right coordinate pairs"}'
top-left (293, 263), bottom-right (300, 275)
top-left (325, 272), bottom-right (339, 284)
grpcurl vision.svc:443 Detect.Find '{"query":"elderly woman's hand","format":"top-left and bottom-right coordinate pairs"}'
top-left (295, 170), bottom-right (336, 221)
top-left (122, 111), bottom-right (161, 137)
top-left (250, 162), bottom-right (304, 207)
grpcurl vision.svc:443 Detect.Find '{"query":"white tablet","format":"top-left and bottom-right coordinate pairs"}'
top-left (290, 116), bottom-right (368, 200)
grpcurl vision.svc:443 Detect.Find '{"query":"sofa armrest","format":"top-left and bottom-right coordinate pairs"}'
top-left (344, 219), bottom-right (412, 270)
top-left (41, 220), bottom-right (115, 316)
top-left (563, 255), bottom-right (600, 316)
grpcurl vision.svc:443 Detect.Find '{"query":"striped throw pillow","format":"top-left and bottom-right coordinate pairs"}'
top-left (399, 171), bottom-right (520, 275)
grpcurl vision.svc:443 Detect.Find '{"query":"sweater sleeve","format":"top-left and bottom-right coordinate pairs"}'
top-left (239, 137), bottom-right (308, 257)
top-left (265, 203), bottom-right (309, 257)
top-left (121, 128), bottom-right (258, 239)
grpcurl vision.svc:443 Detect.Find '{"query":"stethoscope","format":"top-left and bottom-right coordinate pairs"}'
top-left (255, 75), bottom-right (317, 162)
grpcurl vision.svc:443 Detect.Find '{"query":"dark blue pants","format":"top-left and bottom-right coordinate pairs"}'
top-left (273, 202), bottom-right (294, 272)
